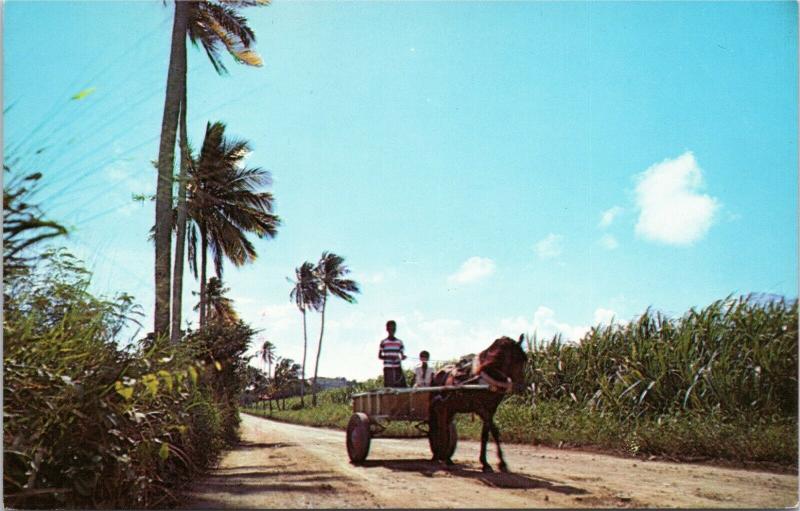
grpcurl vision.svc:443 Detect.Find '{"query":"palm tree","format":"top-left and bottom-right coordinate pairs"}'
top-left (259, 339), bottom-right (276, 379)
top-left (170, 85), bottom-right (192, 342)
top-left (311, 252), bottom-right (360, 406)
top-left (186, 121), bottom-right (279, 327)
top-left (289, 262), bottom-right (322, 407)
top-left (273, 357), bottom-right (301, 410)
top-left (258, 338), bottom-right (276, 412)
top-left (155, 0), bottom-right (267, 339)
top-left (154, 1), bottom-right (189, 338)
top-left (194, 277), bottom-right (237, 324)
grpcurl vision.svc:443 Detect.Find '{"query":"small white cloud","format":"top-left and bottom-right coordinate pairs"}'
top-left (593, 308), bottom-right (617, 325)
top-left (532, 306), bottom-right (588, 341)
top-left (534, 234), bottom-right (564, 259)
top-left (599, 206), bottom-right (623, 228)
top-left (599, 234), bottom-right (619, 250)
top-left (634, 151), bottom-right (719, 245)
top-left (447, 257), bottom-right (496, 284)
top-left (500, 307), bottom-right (588, 343)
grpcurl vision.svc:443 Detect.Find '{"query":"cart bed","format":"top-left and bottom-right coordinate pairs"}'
top-left (351, 385), bottom-right (489, 421)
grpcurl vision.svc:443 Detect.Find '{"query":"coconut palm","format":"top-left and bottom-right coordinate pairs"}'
top-left (273, 357), bottom-right (301, 410)
top-left (258, 339), bottom-right (276, 412)
top-left (311, 252), bottom-right (360, 406)
top-left (186, 121), bottom-right (280, 327)
top-left (259, 339), bottom-right (276, 379)
top-left (289, 262), bottom-right (322, 407)
top-left (194, 277), bottom-right (237, 324)
top-left (155, 0), bottom-right (268, 339)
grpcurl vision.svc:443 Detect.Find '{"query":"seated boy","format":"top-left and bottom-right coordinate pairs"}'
top-left (413, 350), bottom-right (433, 387)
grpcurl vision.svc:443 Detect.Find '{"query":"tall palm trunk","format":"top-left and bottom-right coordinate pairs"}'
top-left (170, 83), bottom-right (190, 343)
top-left (267, 359), bottom-right (273, 413)
top-left (300, 308), bottom-right (308, 407)
top-left (154, 0), bottom-right (188, 337)
top-left (311, 292), bottom-right (328, 406)
top-left (199, 225), bottom-right (208, 326)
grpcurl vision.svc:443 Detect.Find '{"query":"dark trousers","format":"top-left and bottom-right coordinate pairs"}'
top-left (383, 366), bottom-right (407, 388)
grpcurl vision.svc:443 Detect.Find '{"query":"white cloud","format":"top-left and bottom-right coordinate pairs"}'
top-left (534, 234), bottom-right (564, 259)
top-left (447, 257), bottom-right (496, 284)
top-left (532, 306), bottom-right (588, 341)
top-left (599, 234), bottom-right (619, 250)
top-left (593, 308), bottom-right (617, 325)
top-left (634, 151), bottom-right (719, 245)
top-left (499, 307), bottom-right (588, 343)
top-left (599, 206), bottom-right (623, 228)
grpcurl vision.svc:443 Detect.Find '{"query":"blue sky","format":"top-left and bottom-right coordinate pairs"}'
top-left (4, 1), bottom-right (797, 380)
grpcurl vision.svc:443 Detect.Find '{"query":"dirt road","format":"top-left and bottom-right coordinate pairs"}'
top-left (181, 413), bottom-right (797, 508)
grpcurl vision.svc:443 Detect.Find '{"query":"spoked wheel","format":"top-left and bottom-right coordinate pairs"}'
top-left (346, 412), bottom-right (371, 463)
top-left (428, 418), bottom-right (457, 459)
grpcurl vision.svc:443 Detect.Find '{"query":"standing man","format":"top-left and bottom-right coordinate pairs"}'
top-left (379, 320), bottom-right (407, 387)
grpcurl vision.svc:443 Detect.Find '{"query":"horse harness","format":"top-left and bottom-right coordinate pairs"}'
top-left (446, 354), bottom-right (514, 394)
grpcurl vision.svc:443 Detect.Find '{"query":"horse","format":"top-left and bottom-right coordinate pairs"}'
top-left (428, 334), bottom-right (528, 473)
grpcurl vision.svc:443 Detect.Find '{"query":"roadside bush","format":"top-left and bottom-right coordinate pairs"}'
top-left (3, 250), bottom-right (253, 508)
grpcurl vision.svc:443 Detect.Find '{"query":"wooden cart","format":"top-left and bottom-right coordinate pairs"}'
top-left (346, 385), bottom-right (489, 463)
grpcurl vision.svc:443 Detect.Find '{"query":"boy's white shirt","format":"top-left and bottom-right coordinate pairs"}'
top-left (413, 362), bottom-right (433, 387)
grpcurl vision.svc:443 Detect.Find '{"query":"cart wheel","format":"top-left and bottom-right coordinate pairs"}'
top-left (346, 412), bottom-right (371, 463)
top-left (428, 419), bottom-right (457, 459)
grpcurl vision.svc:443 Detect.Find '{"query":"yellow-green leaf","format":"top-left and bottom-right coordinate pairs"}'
top-left (157, 370), bottom-right (173, 392)
top-left (71, 87), bottom-right (96, 100)
top-left (114, 381), bottom-right (134, 401)
top-left (142, 374), bottom-right (159, 397)
top-left (188, 366), bottom-right (198, 385)
top-left (158, 442), bottom-right (170, 461)
top-left (214, 360), bottom-right (222, 371)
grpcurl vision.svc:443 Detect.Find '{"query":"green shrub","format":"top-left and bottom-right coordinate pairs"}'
top-left (3, 250), bottom-right (254, 508)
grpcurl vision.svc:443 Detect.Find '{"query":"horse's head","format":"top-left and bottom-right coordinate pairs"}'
top-left (477, 334), bottom-right (528, 393)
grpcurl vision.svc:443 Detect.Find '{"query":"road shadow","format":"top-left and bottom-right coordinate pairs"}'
top-left (359, 458), bottom-right (588, 495)
top-left (180, 468), bottom-right (350, 508)
top-left (234, 440), bottom-right (295, 450)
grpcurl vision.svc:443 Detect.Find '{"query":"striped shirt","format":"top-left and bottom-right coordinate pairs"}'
top-left (379, 337), bottom-right (405, 368)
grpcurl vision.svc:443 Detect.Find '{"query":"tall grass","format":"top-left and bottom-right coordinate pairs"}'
top-left (4, 250), bottom-right (252, 508)
top-left (526, 295), bottom-right (797, 419)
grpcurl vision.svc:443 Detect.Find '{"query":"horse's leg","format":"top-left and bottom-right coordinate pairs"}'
top-left (429, 396), bottom-right (451, 464)
top-left (489, 420), bottom-right (509, 472)
top-left (442, 408), bottom-right (455, 466)
top-left (429, 399), bottom-right (442, 462)
top-left (479, 420), bottom-right (492, 472)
